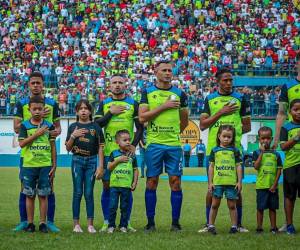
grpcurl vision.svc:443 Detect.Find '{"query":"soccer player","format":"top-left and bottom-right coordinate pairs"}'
top-left (273, 53), bottom-right (300, 232)
top-left (139, 60), bottom-right (189, 232)
top-left (279, 99), bottom-right (300, 234)
top-left (18, 96), bottom-right (57, 233)
top-left (13, 71), bottom-right (61, 232)
top-left (253, 126), bottom-right (282, 234)
top-left (95, 74), bottom-right (143, 232)
top-left (199, 68), bottom-right (251, 233)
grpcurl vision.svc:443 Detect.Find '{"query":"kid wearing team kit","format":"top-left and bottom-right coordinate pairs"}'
top-left (107, 130), bottom-right (138, 233)
top-left (18, 96), bottom-right (57, 233)
top-left (253, 127), bottom-right (282, 234)
top-left (65, 100), bottom-right (104, 233)
top-left (207, 125), bottom-right (242, 235)
top-left (279, 99), bottom-right (300, 234)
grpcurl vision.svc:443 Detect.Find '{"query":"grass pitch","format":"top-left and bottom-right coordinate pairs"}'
top-left (0, 167), bottom-right (300, 250)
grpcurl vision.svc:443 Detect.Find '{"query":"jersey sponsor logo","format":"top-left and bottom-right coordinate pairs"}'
top-left (216, 165), bottom-right (235, 171)
top-left (79, 137), bottom-right (90, 143)
top-left (29, 145), bottom-right (51, 151)
top-left (113, 169), bottom-right (131, 175)
top-left (90, 129), bottom-right (96, 136)
top-left (263, 169), bottom-right (274, 175)
top-left (105, 132), bottom-right (113, 142)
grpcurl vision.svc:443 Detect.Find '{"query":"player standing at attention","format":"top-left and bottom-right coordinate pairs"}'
top-left (199, 68), bottom-right (251, 233)
top-left (273, 53), bottom-right (300, 232)
top-left (13, 72), bottom-right (61, 232)
top-left (95, 74), bottom-right (143, 232)
top-left (139, 60), bottom-right (189, 232)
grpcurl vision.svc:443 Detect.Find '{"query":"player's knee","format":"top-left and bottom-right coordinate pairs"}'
top-left (169, 177), bottom-right (181, 191)
top-left (211, 203), bottom-right (220, 210)
top-left (146, 178), bottom-right (158, 190)
top-left (227, 202), bottom-right (236, 211)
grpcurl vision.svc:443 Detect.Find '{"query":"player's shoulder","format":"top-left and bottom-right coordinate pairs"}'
top-left (18, 96), bottom-right (30, 106)
top-left (103, 97), bottom-right (113, 105)
top-left (169, 85), bottom-right (186, 97)
top-left (69, 121), bottom-right (79, 129)
top-left (44, 97), bottom-right (57, 106)
top-left (123, 96), bottom-right (135, 105)
top-left (283, 121), bottom-right (300, 131)
top-left (286, 79), bottom-right (299, 89)
top-left (42, 119), bottom-right (54, 128)
top-left (206, 91), bottom-right (220, 101)
top-left (231, 91), bottom-right (244, 101)
top-left (111, 149), bottom-right (122, 158)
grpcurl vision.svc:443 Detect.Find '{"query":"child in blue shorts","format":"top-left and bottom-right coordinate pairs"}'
top-left (107, 130), bottom-right (138, 233)
top-left (18, 96), bottom-right (56, 233)
top-left (253, 126), bottom-right (282, 234)
top-left (208, 125), bottom-right (242, 235)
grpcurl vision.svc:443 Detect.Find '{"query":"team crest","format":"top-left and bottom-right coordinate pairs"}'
top-left (90, 129), bottom-right (96, 136)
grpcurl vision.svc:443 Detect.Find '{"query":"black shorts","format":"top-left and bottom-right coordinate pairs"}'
top-left (283, 164), bottom-right (300, 200)
top-left (256, 189), bottom-right (279, 210)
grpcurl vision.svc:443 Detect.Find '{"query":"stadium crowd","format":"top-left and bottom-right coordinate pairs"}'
top-left (0, 0), bottom-right (299, 116)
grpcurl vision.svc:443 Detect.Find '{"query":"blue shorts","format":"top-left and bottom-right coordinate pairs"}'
top-left (102, 156), bottom-right (111, 182)
top-left (213, 185), bottom-right (238, 200)
top-left (145, 144), bottom-right (183, 177)
top-left (22, 167), bottom-right (52, 197)
top-left (256, 189), bottom-right (279, 210)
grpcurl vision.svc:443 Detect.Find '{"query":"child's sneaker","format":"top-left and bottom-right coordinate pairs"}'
top-left (24, 223), bottom-right (35, 233)
top-left (39, 223), bottom-right (48, 233)
top-left (127, 223), bottom-right (137, 232)
top-left (238, 226), bottom-right (249, 233)
top-left (229, 226), bottom-right (238, 234)
top-left (256, 228), bottom-right (264, 234)
top-left (107, 227), bottom-right (115, 234)
top-left (100, 222), bottom-right (108, 232)
top-left (13, 221), bottom-right (28, 232)
top-left (287, 224), bottom-right (296, 235)
top-left (208, 225), bottom-right (217, 235)
top-left (73, 224), bottom-right (83, 233)
top-left (119, 227), bottom-right (127, 233)
top-left (87, 225), bottom-right (96, 234)
top-left (270, 227), bottom-right (278, 234)
top-left (279, 223), bottom-right (287, 232)
top-left (198, 224), bottom-right (209, 233)
top-left (47, 222), bottom-right (60, 232)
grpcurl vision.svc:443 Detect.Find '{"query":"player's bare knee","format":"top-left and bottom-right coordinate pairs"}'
top-left (146, 177), bottom-right (158, 190)
top-left (169, 176), bottom-right (181, 191)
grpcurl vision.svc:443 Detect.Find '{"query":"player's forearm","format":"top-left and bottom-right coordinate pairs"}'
top-left (139, 106), bottom-right (166, 123)
top-left (98, 145), bottom-right (104, 168)
top-left (132, 119), bottom-right (144, 147)
top-left (280, 140), bottom-right (298, 151)
top-left (236, 165), bottom-right (242, 184)
top-left (253, 153), bottom-right (263, 170)
top-left (18, 134), bottom-right (39, 147)
top-left (274, 104), bottom-right (287, 144)
top-left (208, 164), bottom-right (214, 184)
top-left (95, 112), bottom-right (113, 127)
top-left (51, 141), bottom-right (57, 168)
top-left (13, 118), bottom-right (21, 134)
top-left (65, 137), bottom-right (75, 151)
top-left (108, 160), bottom-right (119, 171)
top-left (273, 169), bottom-right (281, 187)
top-left (133, 168), bottom-right (139, 185)
top-left (54, 121), bottom-right (62, 136)
top-left (200, 112), bottom-right (223, 131)
top-left (242, 117), bottom-right (251, 134)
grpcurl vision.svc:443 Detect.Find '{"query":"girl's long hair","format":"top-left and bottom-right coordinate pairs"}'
top-left (75, 99), bottom-right (93, 121)
top-left (216, 125), bottom-right (236, 147)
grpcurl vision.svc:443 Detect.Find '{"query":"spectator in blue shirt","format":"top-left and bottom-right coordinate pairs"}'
top-left (195, 139), bottom-right (206, 168)
top-left (183, 140), bottom-right (192, 168)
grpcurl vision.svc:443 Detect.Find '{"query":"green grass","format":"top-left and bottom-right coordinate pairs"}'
top-left (1, 167), bottom-right (300, 250)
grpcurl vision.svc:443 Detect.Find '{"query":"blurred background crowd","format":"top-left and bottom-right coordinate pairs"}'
top-left (0, 0), bottom-right (298, 117)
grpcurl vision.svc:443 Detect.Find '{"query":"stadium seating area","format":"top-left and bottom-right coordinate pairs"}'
top-left (0, 0), bottom-right (298, 116)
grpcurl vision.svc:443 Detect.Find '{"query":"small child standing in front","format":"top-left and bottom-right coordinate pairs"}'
top-left (280, 99), bottom-right (300, 235)
top-left (18, 96), bottom-right (56, 233)
top-left (107, 130), bottom-right (138, 233)
top-left (208, 125), bottom-right (242, 235)
top-left (65, 100), bottom-right (105, 233)
top-left (253, 126), bottom-right (282, 234)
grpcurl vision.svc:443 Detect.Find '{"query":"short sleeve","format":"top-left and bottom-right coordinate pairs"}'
top-left (66, 123), bottom-right (76, 142)
top-left (279, 126), bottom-right (288, 142)
top-left (49, 124), bottom-right (56, 141)
top-left (14, 101), bottom-right (23, 119)
top-left (276, 152), bottom-right (283, 168)
top-left (18, 124), bottom-right (27, 140)
top-left (95, 101), bottom-right (104, 118)
top-left (180, 91), bottom-right (188, 108)
top-left (95, 123), bottom-right (105, 144)
top-left (209, 149), bottom-right (215, 163)
top-left (279, 84), bottom-right (288, 103)
top-left (140, 89), bottom-right (148, 105)
top-left (234, 149), bottom-right (242, 163)
top-left (240, 95), bottom-right (251, 117)
top-left (53, 101), bottom-right (61, 122)
top-left (133, 100), bottom-right (139, 118)
top-left (252, 150), bottom-right (259, 162)
top-left (201, 98), bottom-right (210, 116)
top-left (108, 152), bottom-right (114, 163)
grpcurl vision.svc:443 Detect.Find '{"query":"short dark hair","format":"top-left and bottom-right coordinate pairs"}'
top-left (155, 60), bottom-right (172, 68)
top-left (215, 68), bottom-right (232, 81)
top-left (29, 95), bottom-right (44, 106)
top-left (29, 71), bottom-right (44, 81)
top-left (290, 99), bottom-right (300, 110)
top-left (216, 125), bottom-right (236, 147)
top-left (258, 126), bottom-right (273, 137)
top-left (115, 129), bottom-right (130, 140)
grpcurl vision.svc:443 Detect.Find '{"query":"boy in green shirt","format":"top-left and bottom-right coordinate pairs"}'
top-left (280, 99), bottom-right (300, 234)
top-left (18, 96), bottom-right (56, 233)
top-left (107, 130), bottom-right (138, 233)
top-left (253, 127), bottom-right (282, 234)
